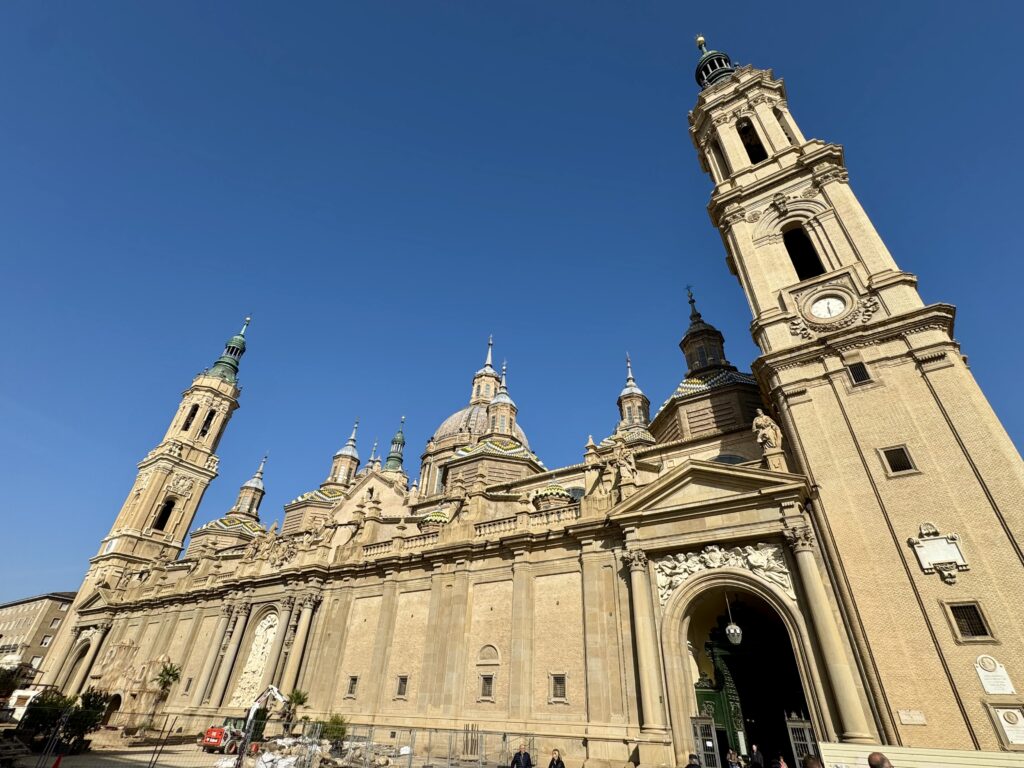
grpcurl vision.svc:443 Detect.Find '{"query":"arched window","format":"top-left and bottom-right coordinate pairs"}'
top-left (783, 226), bottom-right (826, 281)
top-left (708, 139), bottom-right (729, 180)
top-left (774, 107), bottom-right (797, 145)
top-left (490, 415), bottom-right (496, 430)
top-left (198, 409), bottom-right (216, 438)
top-left (626, 405), bottom-right (634, 422)
top-left (153, 499), bottom-right (175, 531)
top-left (181, 404), bottom-right (198, 431)
top-left (475, 384), bottom-right (480, 397)
top-left (736, 119), bottom-right (768, 164)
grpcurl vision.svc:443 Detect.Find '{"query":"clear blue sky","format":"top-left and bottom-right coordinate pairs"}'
top-left (2, 2), bottom-right (1022, 602)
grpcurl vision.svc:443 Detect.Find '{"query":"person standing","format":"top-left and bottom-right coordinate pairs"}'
top-left (511, 744), bottom-right (533, 768)
top-left (748, 744), bottom-right (764, 768)
top-left (686, 754), bottom-right (702, 766)
top-left (548, 749), bottom-right (565, 768)
top-left (867, 753), bottom-right (892, 768)
top-left (725, 749), bottom-right (742, 768)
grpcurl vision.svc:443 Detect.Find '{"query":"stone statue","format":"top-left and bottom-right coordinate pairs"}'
top-left (752, 408), bottom-right (783, 452)
top-left (614, 443), bottom-right (638, 485)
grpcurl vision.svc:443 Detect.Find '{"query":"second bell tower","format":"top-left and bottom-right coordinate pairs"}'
top-left (687, 38), bottom-right (1024, 752)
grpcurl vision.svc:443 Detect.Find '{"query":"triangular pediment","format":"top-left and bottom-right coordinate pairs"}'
top-left (610, 458), bottom-right (805, 517)
top-left (77, 589), bottom-right (107, 611)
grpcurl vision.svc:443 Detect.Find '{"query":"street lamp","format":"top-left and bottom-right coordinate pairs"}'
top-left (724, 592), bottom-right (742, 645)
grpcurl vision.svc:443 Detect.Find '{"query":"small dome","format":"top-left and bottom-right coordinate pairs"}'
top-left (491, 390), bottom-right (516, 407)
top-left (694, 37), bottom-right (735, 90)
top-left (432, 405), bottom-right (530, 448)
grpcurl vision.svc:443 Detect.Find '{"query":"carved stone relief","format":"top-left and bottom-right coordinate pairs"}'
top-left (228, 612), bottom-right (279, 707)
top-left (907, 522), bottom-right (969, 584)
top-left (653, 543), bottom-right (795, 606)
top-left (168, 473), bottom-right (195, 498)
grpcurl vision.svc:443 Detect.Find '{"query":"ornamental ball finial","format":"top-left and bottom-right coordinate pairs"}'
top-left (695, 35), bottom-right (706, 51)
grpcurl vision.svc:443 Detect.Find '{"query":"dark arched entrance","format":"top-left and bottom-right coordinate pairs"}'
top-left (687, 587), bottom-right (811, 767)
top-left (102, 694), bottom-right (122, 726)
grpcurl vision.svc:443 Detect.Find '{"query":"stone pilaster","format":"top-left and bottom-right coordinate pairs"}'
top-left (261, 597), bottom-right (295, 689)
top-left (622, 548), bottom-right (667, 732)
top-left (67, 622), bottom-right (110, 695)
top-left (280, 595), bottom-right (319, 694)
top-left (191, 605), bottom-right (232, 706)
top-left (509, 550), bottom-right (534, 724)
top-left (209, 601), bottom-right (250, 706)
top-left (786, 525), bottom-right (873, 744)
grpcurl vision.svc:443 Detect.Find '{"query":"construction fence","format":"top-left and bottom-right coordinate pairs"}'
top-left (1, 707), bottom-right (552, 768)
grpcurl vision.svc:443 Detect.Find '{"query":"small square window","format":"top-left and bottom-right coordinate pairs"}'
top-left (396, 676), bottom-right (408, 698)
top-left (479, 674), bottom-right (494, 700)
top-left (848, 362), bottom-right (871, 384)
top-left (347, 676), bottom-right (359, 697)
top-left (41, 636), bottom-right (52, 647)
top-left (882, 446), bottom-right (915, 474)
top-left (550, 673), bottom-right (567, 702)
top-left (49, 618), bottom-right (61, 629)
top-left (950, 603), bottom-right (991, 639)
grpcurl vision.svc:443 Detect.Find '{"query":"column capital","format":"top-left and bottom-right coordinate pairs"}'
top-left (281, 595), bottom-right (296, 610)
top-left (221, 603), bottom-right (235, 617)
top-left (622, 547), bottom-right (649, 572)
top-left (785, 524), bottom-right (816, 553)
top-left (235, 601), bottom-right (253, 617)
top-left (301, 594), bottom-right (322, 610)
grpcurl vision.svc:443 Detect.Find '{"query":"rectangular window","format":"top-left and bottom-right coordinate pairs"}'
top-left (347, 676), bottom-right (359, 697)
top-left (50, 618), bottom-right (61, 629)
top-left (59, 603), bottom-right (69, 611)
top-left (550, 673), bottom-right (567, 702)
top-left (183, 677), bottom-right (193, 693)
top-left (479, 674), bottom-right (494, 700)
top-left (396, 676), bottom-right (408, 698)
top-left (950, 603), bottom-right (991, 639)
top-left (41, 635), bottom-right (52, 647)
top-left (848, 362), bottom-right (871, 384)
top-left (882, 446), bottom-right (915, 474)
top-left (30, 656), bottom-right (42, 669)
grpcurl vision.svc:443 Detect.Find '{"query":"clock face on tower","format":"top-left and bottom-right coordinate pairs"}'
top-left (809, 294), bottom-right (848, 319)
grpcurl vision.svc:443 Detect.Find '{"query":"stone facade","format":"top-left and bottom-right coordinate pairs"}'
top-left (35, 41), bottom-right (1024, 767)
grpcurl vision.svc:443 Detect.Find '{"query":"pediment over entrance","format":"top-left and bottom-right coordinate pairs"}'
top-left (610, 458), bottom-right (806, 518)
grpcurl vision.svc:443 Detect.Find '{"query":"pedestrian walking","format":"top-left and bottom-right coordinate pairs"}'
top-left (748, 744), bottom-right (764, 767)
top-left (548, 749), bottom-right (565, 768)
top-left (511, 744), bottom-right (533, 768)
top-left (686, 754), bottom-right (701, 766)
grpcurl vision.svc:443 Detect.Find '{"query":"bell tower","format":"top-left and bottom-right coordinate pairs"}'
top-left (688, 39), bottom-right (1024, 751)
top-left (94, 318), bottom-right (250, 570)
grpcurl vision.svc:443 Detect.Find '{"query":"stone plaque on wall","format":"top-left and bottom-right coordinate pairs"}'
top-left (897, 709), bottom-right (927, 725)
top-left (976, 655), bottom-right (1016, 695)
top-left (995, 707), bottom-right (1024, 745)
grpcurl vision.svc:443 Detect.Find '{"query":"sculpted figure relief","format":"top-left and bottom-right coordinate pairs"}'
top-left (752, 408), bottom-right (783, 452)
top-left (654, 543), bottom-right (795, 604)
top-left (613, 442), bottom-right (638, 485)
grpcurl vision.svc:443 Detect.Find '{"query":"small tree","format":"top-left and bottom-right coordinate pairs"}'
top-left (153, 662), bottom-right (182, 702)
top-left (322, 713), bottom-right (348, 752)
top-left (283, 690), bottom-right (309, 734)
top-left (19, 689), bottom-right (75, 744)
top-left (63, 688), bottom-right (111, 752)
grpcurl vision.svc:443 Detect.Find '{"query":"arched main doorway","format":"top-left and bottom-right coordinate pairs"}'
top-left (102, 694), bottom-right (122, 726)
top-left (686, 586), bottom-right (811, 766)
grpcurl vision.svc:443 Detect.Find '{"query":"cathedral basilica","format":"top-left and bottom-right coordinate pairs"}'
top-left (37, 40), bottom-right (1024, 767)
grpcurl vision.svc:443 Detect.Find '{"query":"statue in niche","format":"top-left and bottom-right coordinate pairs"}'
top-left (752, 409), bottom-right (783, 452)
top-left (612, 442), bottom-right (638, 485)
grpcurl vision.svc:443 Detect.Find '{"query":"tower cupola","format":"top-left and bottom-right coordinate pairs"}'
top-left (617, 354), bottom-right (651, 426)
top-left (384, 416), bottom-right (407, 472)
top-left (469, 336), bottom-right (502, 405)
top-left (231, 454), bottom-right (267, 519)
top-left (486, 362), bottom-right (518, 437)
top-left (329, 419), bottom-right (361, 484)
top-left (680, 288), bottom-right (735, 377)
top-left (694, 36), bottom-right (735, 90)
top-left (206, 316), bottom-right (251, 383)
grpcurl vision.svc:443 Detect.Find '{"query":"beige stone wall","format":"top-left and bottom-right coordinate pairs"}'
top-left (462, 579), bottom-right (513, 718)
top-left (335, 595), bottom-right (382, 711)
top-left (531, 572), bottom-right (586, 719)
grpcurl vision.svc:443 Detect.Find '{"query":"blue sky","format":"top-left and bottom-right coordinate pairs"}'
top-left (2, 2), bottom-right (1022, 602)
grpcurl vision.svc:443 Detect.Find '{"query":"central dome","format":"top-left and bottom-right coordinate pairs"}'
top-left (433, 404), bottom-right (529, 448)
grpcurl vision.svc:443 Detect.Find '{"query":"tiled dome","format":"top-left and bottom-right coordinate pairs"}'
top-left (432, 405), bottom-right (530, 448)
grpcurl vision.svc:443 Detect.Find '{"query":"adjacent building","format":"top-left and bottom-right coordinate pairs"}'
top-left (0, 592), bottom-right (76, 682)
top-left (33, 39), bottom-right (1024, 767)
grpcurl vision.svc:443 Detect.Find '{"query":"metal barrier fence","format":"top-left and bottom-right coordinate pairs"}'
top-left (2, 711), bottom-right (549, 768)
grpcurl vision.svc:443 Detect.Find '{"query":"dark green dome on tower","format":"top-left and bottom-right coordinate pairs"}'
top-left (694, 35), bottom-right (735, 90)
top-left (206, 316), bottom-right (251, 383)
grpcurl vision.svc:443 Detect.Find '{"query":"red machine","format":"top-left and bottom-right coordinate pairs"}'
top-left (202, 717), bottom-right (246, 753)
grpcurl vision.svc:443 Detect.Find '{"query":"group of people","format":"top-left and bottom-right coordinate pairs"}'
top-left (511, 741), bottom-right (894, 768)
top-left (686, 746), bottom-right (894, 768)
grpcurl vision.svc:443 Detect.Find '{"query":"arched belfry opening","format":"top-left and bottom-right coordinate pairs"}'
top-left (685, 586), bottom-right (814, 768)
top-left (782, 225), bottom-right (826, 281)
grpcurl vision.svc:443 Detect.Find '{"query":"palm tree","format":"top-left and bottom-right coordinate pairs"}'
top-left (153, 663), bottom-right (182, 703)
top-left (284, 690), bottom-right (309, 734)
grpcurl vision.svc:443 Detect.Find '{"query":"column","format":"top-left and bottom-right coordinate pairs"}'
top-left (191, 605), bottom-right (232, 706)
top-left (261, 597), bottom-right (295, 689)
top-left (48, 627), bottom-right (83, 689)
top-left (366, 576), bottom-right (398, 712)
top-left (622, 548), bottom-right (667, 732)
top-left (508, 550), bottom-right (534, 724)
top-left (67, 622), bottom-right (110, 695)
top-left (209, 602), bottom-right (251, 706)
top-left (714, 123), bottom-right (748, 175)
top-left (787, 525), bottom-right (873, 744)
top-left (280, 596), bottom-right (318, 693)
